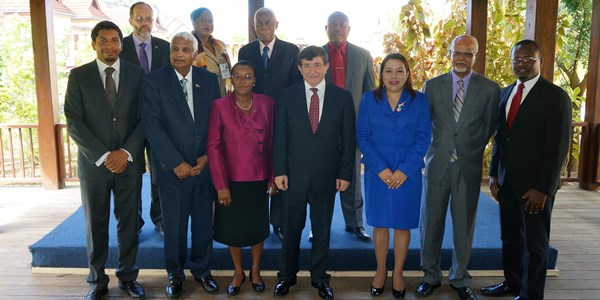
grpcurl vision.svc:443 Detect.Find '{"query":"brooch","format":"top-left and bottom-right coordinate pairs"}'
top-left (396, 101), bottom-right (406, 112)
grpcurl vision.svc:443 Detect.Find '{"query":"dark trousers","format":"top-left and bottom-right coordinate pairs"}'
top-left (270, 192), bottom-right (283, 229)
top-left (338, 149), bottom-right (364, 227)
top-left (138, 143), bottom-right (162, 229)
top-left (80, 172), bottom-right (142, 290)
top-left (499, 184), bottom-right (554, 300)
top-left (278, 187), bottom-right (336, 284)
top-left (159, 176), bottom-right (213, 280)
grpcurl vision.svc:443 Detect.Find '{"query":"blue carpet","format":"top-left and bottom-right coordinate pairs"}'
top-left (29, 174), bottom-right (558, 271)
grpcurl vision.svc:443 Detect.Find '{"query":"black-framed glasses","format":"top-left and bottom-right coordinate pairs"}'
top-left (511, 56), bottom-right (539, 64)
top-left (450, 51), bottom-right (476, 58)
top-left (232, 74), bottom-right (254, 81)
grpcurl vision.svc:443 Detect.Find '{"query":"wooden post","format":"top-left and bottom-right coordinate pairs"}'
top-left (247, 0), bottom-right (264, 42)
top-left (524, 0), bottom-right (559, 80)
top-left (466, 0), bottom-right (488, 75)
top-left (30, 0), bottom-right (64, 189)
top-left (579, 0), bottom-right (600, 191)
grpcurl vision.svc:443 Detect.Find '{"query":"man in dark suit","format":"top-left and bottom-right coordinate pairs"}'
top-left (65, 20), bottom-right (146, 300)
top-left (272, 46), bottom-right (356, 300)
top-left (482, 40), bottom-right (572, 300)
top-left (417, 35), bottom-right (500, 300)
top-left (323, 11), bottom-right (375, 241)
top-left (238, 7), bottom-right (302, 242)
top-left (119, 1), bottom-right (170, 236)
top-left (141, 32), bottom-right (221, 298)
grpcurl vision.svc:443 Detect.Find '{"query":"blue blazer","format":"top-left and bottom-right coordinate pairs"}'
top-left (141, 65), bottom-right (221, 187)
top-left (238, 38), bottom-right (302, 99)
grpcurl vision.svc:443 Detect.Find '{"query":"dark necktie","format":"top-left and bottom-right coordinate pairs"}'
top-left (450, 80), bottom-right (465, 162)
top-left (309, 88), bottom-right (319, 134)
top-left (105, 67), bottom-right (116, 110)
top-left (139, 42), bottom-right (150, 74)
top-left (262, 46), bottom-right (270, 70)
top-left (507, 83), bottom-right (525, 129)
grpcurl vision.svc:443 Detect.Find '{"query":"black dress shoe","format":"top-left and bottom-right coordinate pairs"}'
top-left (85, 287), bottom-right (108, 300)
top-left (392, 288), bottom-right (406, 299)
top-left (311, 282), bottom-right (334, 299)
top-left (118, 280), bottom-right (145, 298)
top-left (370, 277), bottom-right (386, 296)
top-left (273, 226), bottom-right (284, 241)
top-left (481, 281), bottom-right (519, 297)
top-left (274, 279), bottom-right (296, 296)
top-left (227, 272), bottom-right (246, 295)
top-left (308, 230), bottom-right (313, 242)
top-left (514, 296), bottom-right (524, 300)
top-left (345, 226), bottom-right (371, 241)
top-left (451, 285), bottom-right (477, 300)
top-left (165, 275), bottom-right (182, 298)
top-left (250, 273), bottom-right (265, 292)
top-left (415, 281), bottom-right (441, 297)
top-left (196, 274), bottom-right (219, 294)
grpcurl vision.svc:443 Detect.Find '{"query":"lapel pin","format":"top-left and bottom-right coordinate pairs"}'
top-left (195, 84), bottom-right (200, 88)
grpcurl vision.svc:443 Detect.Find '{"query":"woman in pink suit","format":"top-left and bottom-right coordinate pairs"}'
top-left (207, 60), bottom-right (276, 295)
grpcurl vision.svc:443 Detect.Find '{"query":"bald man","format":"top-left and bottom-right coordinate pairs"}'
top-left (417, 35), bottom-right (500, 300)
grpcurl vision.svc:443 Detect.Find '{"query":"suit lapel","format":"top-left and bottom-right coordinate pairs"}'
top-left (293, 84), bottom-right (313, 134)
top-left (124, 36), bottom-right (141, 65)
top-left (456, 73), bottom-right (481, 128)
top-left (192, 69), bottom-right (205, 128)
top-left (439, 73), bottom-right (455, 125)
top-left (169, 68), bottom-right (195, 125)
top-left (345, 44), bottom-right (356, 87)
top-left (86, 62), bottom-right (113, 112)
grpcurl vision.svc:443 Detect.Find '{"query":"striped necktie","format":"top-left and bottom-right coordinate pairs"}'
top-left (450, 80), bottom-right (464, 162)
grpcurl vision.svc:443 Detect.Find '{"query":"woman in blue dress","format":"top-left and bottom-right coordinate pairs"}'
top-left (356, 53), bottom-right (431, 298)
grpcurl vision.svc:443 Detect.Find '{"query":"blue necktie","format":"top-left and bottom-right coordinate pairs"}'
top-left (139, 42), bottom-right (150, 74)
top-left (262, 46), bottom-right (269, 70)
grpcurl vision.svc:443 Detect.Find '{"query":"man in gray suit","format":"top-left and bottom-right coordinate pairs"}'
top-left (322, 11), bottom-right (375, 241)
top-left (65, 21), bottom-right (146, 300)
top-left (417, 35), bottom-right (500, 300)
top-left (120, 1), bottom-right (170, 236)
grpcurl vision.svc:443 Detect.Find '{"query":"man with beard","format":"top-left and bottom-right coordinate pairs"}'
top-left (120, 1), bottom-right (170, 236)
top-left (417, 35), bottom-right (500, 300)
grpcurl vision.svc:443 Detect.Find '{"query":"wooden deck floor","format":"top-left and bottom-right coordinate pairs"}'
top-left (1, 183), bottom-right (599, 299)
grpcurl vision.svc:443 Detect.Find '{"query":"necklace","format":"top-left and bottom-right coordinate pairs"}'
top-left (236, 99), bottom-right (253, 111)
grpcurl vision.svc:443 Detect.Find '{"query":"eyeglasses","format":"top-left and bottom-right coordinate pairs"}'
top-left (511, 56), bottom-right (539, 64)
top-left (232, 74), bottom-right (254, 81)
top-left (450, 51), bottom-right (476, 58)
top-left (300, 63), bottom-right (324, 70)
top-left (256, 20), bottom-right (275, 27)
top-left (198, 18), bottom-right (213, 24)
top-left (133, 16), bottom-right (153, 23)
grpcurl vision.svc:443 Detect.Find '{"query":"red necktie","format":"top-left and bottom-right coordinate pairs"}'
top-left (333, 49), bottom-right (345, 88)
top-left (309, 88), bottom-right (319, 134)
top-left (507, 83), bottom-right (524, 129)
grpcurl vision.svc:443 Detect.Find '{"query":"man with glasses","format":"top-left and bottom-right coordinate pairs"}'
top-left (238, 7), bottom-right (302, 242)
top-left (120, 1), bottom-right (170, 236)
top-left (417, 35), bottom-right (500, 300)
top-left (482, 39), bottom-right (571, 300)
top-left (272, 46), bottom-right (356, 300)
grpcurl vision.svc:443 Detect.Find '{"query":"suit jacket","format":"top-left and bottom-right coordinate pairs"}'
top-left (273, 82), bottom-right (356, 194)
top-left (423, 72), bottom-right (500, 187)
top-left (65, 59), bottom-right (146, 180)
top-left (207, 93), bottom-right (275, 190)
top-left (490, 77), bottom-right (572, 197)
top-left (120, 35), bottom-right (170, 72)
top-left (323, 42), bottom-right (375, 114)
top-left (141, 65), bottom-right (221, 187)
top-left (238, 38), bottom-right (302, 99)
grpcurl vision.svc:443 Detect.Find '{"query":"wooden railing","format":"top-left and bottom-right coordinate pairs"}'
top-left (0, 122), bottom-right (591, 185)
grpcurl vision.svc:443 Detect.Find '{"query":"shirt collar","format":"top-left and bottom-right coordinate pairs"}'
top-left (451, 70), bottom-right (473, 83)
top-left (517, 73), bottom-right (541, 90)
top-left (96, 58), bottom-right (121, 74)
top-left (259, 38), bottom-right (276, 52)
top-left (174, 66), bottom-right (193, 81)
top-left (328, 41), bottom-right (347, 55)
top-left (132, 34), bottom-right (151, 47)
top-left (304, 79), bottom-right (327, 92)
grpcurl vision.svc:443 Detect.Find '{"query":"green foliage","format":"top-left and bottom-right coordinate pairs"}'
top-left (0, 15), bottom-right (37, 123)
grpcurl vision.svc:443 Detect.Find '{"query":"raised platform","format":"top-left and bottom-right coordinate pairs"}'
top-left (29, 175), bottom-right (557, 272)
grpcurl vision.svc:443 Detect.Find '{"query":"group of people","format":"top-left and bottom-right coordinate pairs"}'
top-left (64, 2), bottom-right (572, 300)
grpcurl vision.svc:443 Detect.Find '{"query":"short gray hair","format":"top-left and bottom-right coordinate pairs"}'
top-left (171, 32), bottom-right (198, 52)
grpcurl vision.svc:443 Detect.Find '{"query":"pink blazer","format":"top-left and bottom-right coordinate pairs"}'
top-left (207, 93), bottom-right (274, 190)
